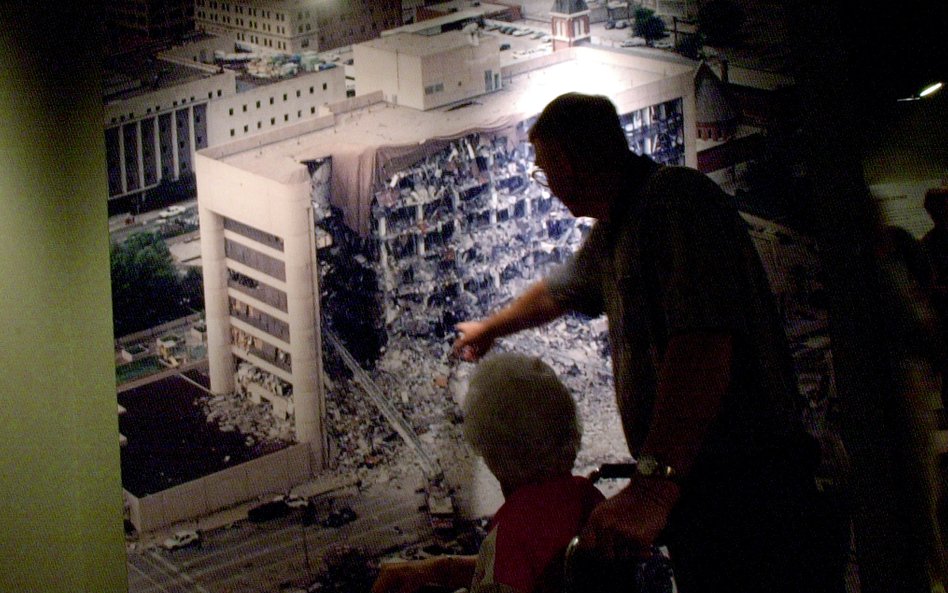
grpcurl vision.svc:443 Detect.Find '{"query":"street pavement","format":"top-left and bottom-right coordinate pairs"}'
top-left (127, 474), bottom-right (434, 593)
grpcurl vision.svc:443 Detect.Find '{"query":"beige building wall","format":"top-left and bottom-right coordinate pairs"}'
top-left (352, 42), bottom-right (423, 107)
top-left (195, 150), bottom-right (326, 464)
top-left (420, 41), bottom-right (503, 110)
top-left (206, 66), bottom-right (346, 144)
top-left (354, 32), bottom-right (502, 111)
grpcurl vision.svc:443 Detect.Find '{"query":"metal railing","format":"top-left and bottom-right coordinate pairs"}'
top-left (323, 329), bottom-right (441, 480)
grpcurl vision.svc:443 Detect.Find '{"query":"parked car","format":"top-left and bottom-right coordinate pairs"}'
top-left (622, 37), bottom-right (647, 47)
top-left (615, 20), bottom-right (628, 29)
top-left (248, 498), bottom-right (290, 523)
top-left (282, 494), bottom-right (309, 509)
top-left (322, 505), bottom-right (357, 528)
top-left (654, 37), bottom-right (674, 49)
top-left (605, 19), bottom-right (616, 29)
top-left (500, 43), bottom-right (511, 51)
top-left (162, 530), bottom-right (201, 551)
top-left (158, 205), bottom-right (186, 219)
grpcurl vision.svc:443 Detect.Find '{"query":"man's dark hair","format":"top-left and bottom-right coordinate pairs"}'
top-left (528, 93), bottom-right (632, 169)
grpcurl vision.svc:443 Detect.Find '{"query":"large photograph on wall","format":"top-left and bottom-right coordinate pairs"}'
top-left (102, 1), bottom-right (945, 592)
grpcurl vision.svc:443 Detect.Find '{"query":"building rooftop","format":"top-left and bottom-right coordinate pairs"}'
top-left (103, 56), bottom-right (213, 103)
top-left (215, 47), bottom-right (692, 184)
top-left (388, 3), bottom-right (509, 36)
top-left (362, 30), bottom-right (486, 57)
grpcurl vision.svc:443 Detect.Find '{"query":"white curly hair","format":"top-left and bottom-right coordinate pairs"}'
top-left (462, 352), bottom-right (582, 490)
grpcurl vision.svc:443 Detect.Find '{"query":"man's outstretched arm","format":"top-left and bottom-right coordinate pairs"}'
top-left (452, 279), bottom-right (566, 361)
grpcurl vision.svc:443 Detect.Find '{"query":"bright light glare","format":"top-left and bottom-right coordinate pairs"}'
top-left (919, 82), bottom-right (944, 97)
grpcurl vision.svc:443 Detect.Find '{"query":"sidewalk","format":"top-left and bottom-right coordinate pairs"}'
top-left (130, 473), bottom-right (361, 550)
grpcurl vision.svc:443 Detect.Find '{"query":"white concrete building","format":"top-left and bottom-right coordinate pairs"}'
top-left (104, 64), bottom-right (234, 200)
top-left (104, 36), bottom-right (347, 204)
top-left (353, 30), bottom-right (503, 111)
top-left (206, 65), bottom-right (346, 142)
top-left (195, 44), bottom-right (696, 470)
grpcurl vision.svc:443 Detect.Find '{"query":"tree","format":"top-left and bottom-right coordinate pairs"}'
top-left (110, 232), bottom-right (190, 337)
top-left (633, 7), bottom-right (667, 46)
top-left (698, 0), bottom-right (746, 47)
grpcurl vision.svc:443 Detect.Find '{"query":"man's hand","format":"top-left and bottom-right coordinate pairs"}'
top-left (371, 559), bottom-right (441, 593)
top-left (452, 320), bottom-right (496, 361)
top-left (577, 477), bottom-right (680, 561)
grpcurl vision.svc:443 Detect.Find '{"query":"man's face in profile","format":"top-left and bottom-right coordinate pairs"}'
top-left (533, 140), bottom-right (614, 220)
top-left (534, 141), bottom-right (594, 219)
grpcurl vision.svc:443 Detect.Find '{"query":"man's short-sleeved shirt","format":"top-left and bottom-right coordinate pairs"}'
top-left (547, 161), bottom-right (804, 463)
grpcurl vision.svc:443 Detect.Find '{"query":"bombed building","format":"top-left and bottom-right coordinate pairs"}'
top-left (195, 39), bottom-right (697, 474)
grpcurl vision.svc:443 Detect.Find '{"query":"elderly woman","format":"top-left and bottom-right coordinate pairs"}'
top-left (372, 352), bottom-right (603, 593)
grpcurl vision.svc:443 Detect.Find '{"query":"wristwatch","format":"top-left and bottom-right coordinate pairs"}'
top-left (635, 454), bottom-right (677, 482)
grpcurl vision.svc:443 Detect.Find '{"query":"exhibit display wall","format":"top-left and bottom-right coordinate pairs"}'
top-left (0, 3), bottom-right (127, 592)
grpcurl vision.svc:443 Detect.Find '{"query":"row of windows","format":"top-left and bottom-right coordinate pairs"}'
top-left (225, 239), bottom-right (286, 282)
top-left (230, 106), bottom-right (318, 136)
top-left (109, 93), bottom-right (220, 125)
top-left (197, 0), bottom-right (286, 21)
top-left (227, 84), bottom-right (329, 117)
top-left (229, 297), bottom-right (291, 343)
top-left (197, 11), bottom-right (289, 35)
top-left (424, 82), bottom-right (445, 96)
top-left (223, 217), bottom-right (284, 252)
top-left (228, 269), bottom-right (288, 312)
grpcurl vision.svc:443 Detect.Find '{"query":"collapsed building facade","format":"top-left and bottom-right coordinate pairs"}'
top-left (196, 38), bottom-right (697, 476)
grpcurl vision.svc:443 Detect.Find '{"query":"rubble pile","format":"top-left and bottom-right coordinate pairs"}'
top-left (313, 106), bottom-right (689, 493)
top-left (197, 390), bottom-right (294, 453)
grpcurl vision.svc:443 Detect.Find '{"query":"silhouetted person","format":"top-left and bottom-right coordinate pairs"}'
top-left (453, 93), bottom-right (846, 593)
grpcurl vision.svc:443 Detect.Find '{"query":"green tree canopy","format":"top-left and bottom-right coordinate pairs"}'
top-left (110, 232), bottom-right (201, 337)
top-left (633, 7), bottom-right (667, 45)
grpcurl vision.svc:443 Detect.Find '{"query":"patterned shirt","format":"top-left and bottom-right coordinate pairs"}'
top-left (547, 160), bottom-right (805, 467)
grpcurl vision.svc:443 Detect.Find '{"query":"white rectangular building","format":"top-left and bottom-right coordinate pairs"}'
top-left (353, 30), bottom-right (503, 111)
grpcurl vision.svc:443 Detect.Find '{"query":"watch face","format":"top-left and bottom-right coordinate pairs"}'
top-left (637, 456), bottom-right (658, 476)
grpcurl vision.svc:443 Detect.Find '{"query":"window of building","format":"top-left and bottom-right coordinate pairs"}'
top-left (322, 82), bottom-right (327, 90)
top-left (297, 110), bottom-right (301, 118)
top-left (271, 117), bottom-right (275, 125)
top-left (257, 121), bottom-right (261, 129)
top-left (256, 100), bottom-right (260, 108)
top-left (270, 97), bottom-right (274, 105)
top-left (229, 107), bottom-right (234, 115)
top-left (296, 89), bottom-right (301, 97)
top-left (230, 129), bottom-right (235, 136)
top-left (284, 114), bottom-right (289, 121)
top-left (311, 106), bottom-right (316, 114)
top-left (244, 124), bottom-right (248, 132)
top-left (283, 93), bottom-right (287, 101)
top-left (309, 86), bottom-right (314, 94)
top-left (243, 104), bottom-right (247, 112)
